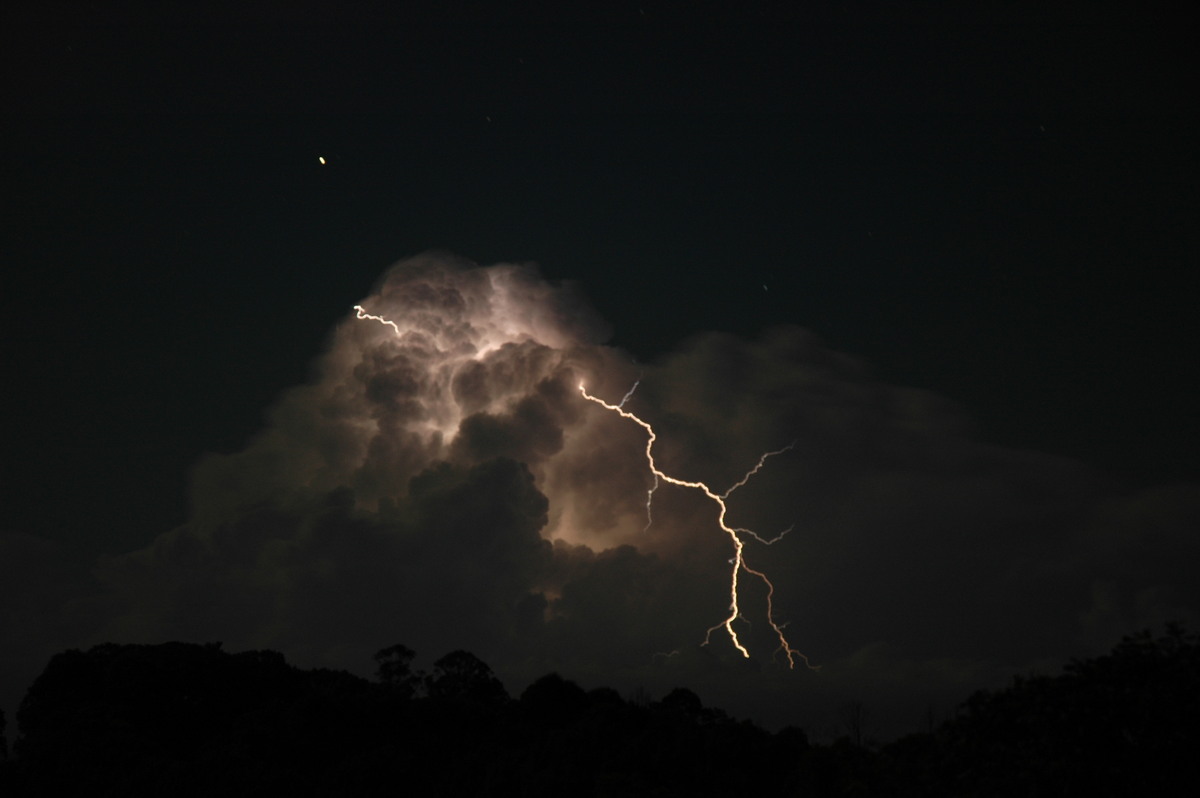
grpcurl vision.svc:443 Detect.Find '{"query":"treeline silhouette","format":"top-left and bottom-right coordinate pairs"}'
top-left (1, 626), bottom-right (1196, 796)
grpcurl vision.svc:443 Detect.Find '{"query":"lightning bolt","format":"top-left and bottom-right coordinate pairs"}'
top-left (352, 298), bottom-right (814, 669)
top-left (617, 379), bottom-right (641, 408)
top-left (580, 382), bottom-right (816, 670)
top-left (354, 304), bottom-right (402, 335)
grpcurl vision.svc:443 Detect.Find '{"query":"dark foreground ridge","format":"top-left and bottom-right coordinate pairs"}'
top-left (1, 627), bottom-right (1196, 796)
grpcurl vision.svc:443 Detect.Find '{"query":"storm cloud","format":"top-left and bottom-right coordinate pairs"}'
top-left (4, 253), bottom-right (1197, 738)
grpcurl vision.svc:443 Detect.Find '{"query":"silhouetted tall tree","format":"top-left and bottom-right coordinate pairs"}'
top-left (840, 699), bottom-right (870, 747)
top-left (374, 643), bottom-right (423, 699)
top-left (426, 650), bottom-right (508, 705)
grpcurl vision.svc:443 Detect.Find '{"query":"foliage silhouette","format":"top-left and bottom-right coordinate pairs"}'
top-left (1, 627), bottom-right (1195, 796)
top-left (659, 686), bottom-right (704, 720)
top-left (882, 624), bottom-right (1200, 795)
top-left (373, 643), bottom-right (423, 699)
top-left (519, 672), bottom-right (589, 727)
top-left (426, 649), bottom-right (508, 706)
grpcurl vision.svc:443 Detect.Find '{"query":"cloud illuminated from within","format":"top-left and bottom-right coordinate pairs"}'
top-left (4, 252), bottom-right (1198, 738)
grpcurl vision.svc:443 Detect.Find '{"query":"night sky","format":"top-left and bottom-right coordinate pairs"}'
top-left (3, 2), bottom-right (1197, 740)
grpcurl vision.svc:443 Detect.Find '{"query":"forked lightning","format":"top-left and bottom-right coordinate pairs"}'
top-left (580, 382), bottom-right (815, 669)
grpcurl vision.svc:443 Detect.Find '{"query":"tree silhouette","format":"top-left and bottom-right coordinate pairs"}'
top-left (839, 699), bottom-right (870, 747)
top-left (373, 643), bottom-right (423, 699)
top-left (426, 650), bottom-right (508, 705)
top-left (7, 627), bottom-right (1194, 795)
top-left (899, 624), bottom-right (1200, 795)
top-left (520, 672), bottom-right (588, 727)
top-left (659, 687), bottom-right (704, 721)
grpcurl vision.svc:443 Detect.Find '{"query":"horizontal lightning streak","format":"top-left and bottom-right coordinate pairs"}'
top-left (354, 305), bottom-right (403, 335)
top-left (580, 382), bottom-right (815, 669)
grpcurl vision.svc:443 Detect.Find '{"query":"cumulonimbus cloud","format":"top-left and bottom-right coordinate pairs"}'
top-left (4, 252), bottom-right (1197, 738)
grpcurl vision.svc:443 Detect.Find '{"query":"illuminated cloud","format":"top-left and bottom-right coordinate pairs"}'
top-left (3, 252), bottom-right (1198, 738)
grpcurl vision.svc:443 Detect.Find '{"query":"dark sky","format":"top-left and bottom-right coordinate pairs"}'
top-left (2, 1), bottom-right (1197, 739)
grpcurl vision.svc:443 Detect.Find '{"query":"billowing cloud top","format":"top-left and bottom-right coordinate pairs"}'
top-left (4, 253), bottom-right (1198, 737)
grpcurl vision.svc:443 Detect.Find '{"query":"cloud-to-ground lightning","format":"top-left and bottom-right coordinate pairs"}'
top-left (580, 382), bottom-right (816, 670)
top-left (352, 290), bottom-right (814, 670)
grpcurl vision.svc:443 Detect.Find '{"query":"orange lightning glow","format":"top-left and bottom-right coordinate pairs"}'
top-left (580, 382), bottom-right (815, 669)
